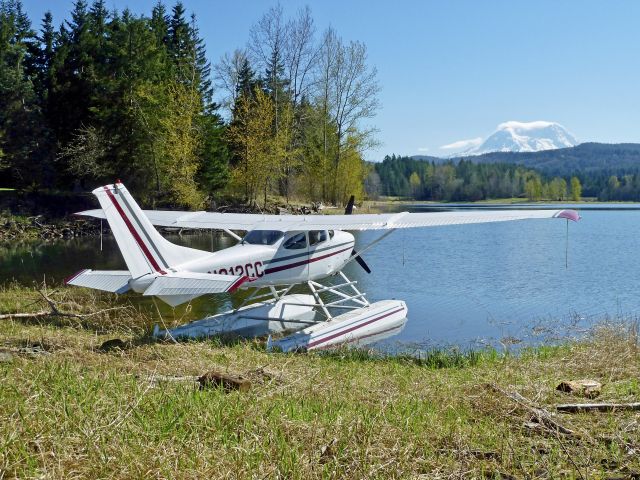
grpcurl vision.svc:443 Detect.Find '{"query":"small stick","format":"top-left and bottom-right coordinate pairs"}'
top-left (0, 306), bottom-right (127, 320)
top-left (557, 402), bottom-right (640, 413)
top-left (488, 383), bottom-right (575, 436)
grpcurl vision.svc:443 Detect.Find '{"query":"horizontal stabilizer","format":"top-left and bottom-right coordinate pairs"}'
top-left (143, 271), bottom-right (249, 299)
top-left (65, 269), bottom-right (131, 293)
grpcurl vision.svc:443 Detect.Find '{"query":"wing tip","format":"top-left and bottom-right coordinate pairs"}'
top-left (64, 269), bottom-right (89, 285)
top-left (74, 209), bottom-right (106, 219)
top-left (555, 209), bottom-right (581, 222)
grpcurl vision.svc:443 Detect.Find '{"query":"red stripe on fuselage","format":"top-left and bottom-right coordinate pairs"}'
top-left (103, 186), bottom-right (166, 275)
top-left (263, 246), bottom-right (352, 275)
top-left (227, 275), bottom-right (250, 292)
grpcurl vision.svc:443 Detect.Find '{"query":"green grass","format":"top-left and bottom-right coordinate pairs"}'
top-left (1, 284), bottom-right (639, 478)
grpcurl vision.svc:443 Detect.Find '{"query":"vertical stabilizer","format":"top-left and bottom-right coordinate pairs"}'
top-left (92, 182), bottom-right (209, 278)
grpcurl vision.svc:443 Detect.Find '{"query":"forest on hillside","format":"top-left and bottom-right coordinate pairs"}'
top-left (374, 152), bottom-right (640, 202)
top-left (0, 1), bottom-right (378, 208)
top-left (445, 143), bottom-right (640, 201)
top-left (372, 155), bottom-right (584, 202)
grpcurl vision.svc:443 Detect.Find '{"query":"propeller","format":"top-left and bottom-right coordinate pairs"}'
top-left (344, 195), bottom-right (372, 274)
top-left (352, 252), bottom-right (372, 274)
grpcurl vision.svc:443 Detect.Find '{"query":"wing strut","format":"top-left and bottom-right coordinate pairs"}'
top-left (342, 229), bottom-right (397, 271)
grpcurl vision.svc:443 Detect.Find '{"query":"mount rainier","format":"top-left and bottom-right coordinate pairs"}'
top-left (452, 121), bottom-right (577, 156)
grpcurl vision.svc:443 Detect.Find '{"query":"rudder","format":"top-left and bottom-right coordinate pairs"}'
top-left (92, 181), bottom-right (209, 278)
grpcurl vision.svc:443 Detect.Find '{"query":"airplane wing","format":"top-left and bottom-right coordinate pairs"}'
top-left (78, 208), bottom-right (580, 232)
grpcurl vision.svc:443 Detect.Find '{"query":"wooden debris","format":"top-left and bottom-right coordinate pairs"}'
top-left (488, 383), bottom-right (576, 436)
top-left (245, 367), bottom-right (283, 385)
top-left (319, 437), bottom-right (338, 462)
top-left (556, 379), bottom-right (602, 399)
top-left (198, 370), bottom-right (251, 392)
top-left (144, 374), bottom-right (198, 389)
top-left (98, 338), bottom-right (129, 352)
top-left (557, 402), bottom-right (640, 413)
top-left (149, 374), bottom-right (198, 383)
top-left (18, 344), bottom-right (50, 356)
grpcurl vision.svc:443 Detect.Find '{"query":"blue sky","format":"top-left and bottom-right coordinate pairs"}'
top-left (22, 0), bottom-right (640, 160)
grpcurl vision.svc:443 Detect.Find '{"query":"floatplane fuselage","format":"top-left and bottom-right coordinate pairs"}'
top-left (125, 229), bottom-right (356, 294)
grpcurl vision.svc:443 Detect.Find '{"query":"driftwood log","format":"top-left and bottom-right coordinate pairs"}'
top-left (556, 380), bottom-right (602, 399)
top-left (198, 370), bottom-right (251, 392)
top-left (557, 402), bottom-right (640, 413)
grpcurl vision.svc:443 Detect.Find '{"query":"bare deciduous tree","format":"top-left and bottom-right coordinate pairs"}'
top-left (284, 6), bottom-right (318, 108)
top-left (214, 48), bottom-right (249, 113)
top-left (313, 28), bottom-right (380, 202)
top-left (249, 3), bottom-right (288, 127)
top-left (332, 39), bottom-right (380, 150)
top-left (217, 7), bottom-right (380, 205)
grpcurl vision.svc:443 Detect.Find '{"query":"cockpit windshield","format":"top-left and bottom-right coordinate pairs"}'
top-left (242, 230), bottom-right (284, 245)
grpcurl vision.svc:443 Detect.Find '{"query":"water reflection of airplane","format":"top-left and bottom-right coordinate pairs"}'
top-left (67, 181), bottom-right (579, 351)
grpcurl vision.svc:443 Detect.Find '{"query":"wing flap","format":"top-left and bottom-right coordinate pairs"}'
top-left (143, 272), bottom-right (249, 297)
top-left (65, 269), bottom-right (131, 293)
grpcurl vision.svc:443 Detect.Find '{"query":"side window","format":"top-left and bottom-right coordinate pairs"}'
top-left (283, 232), bottom-right (307, 250)
top-left (309, 230), bottom-right (327, 246)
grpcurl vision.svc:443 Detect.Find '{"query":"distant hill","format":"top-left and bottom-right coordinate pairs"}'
top-left (411, 143), bottom-right (640, 177)
top-left (376, 143), bottom-right (640, 201)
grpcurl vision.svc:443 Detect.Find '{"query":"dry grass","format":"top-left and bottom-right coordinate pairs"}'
top-left (1, 285), bottom-right (639, 479)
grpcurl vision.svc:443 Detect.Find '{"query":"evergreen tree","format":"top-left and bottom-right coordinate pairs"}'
top-left (0, 0), bottom-right (48, 187)
top-left (30, 11), bottom-right (55, 104)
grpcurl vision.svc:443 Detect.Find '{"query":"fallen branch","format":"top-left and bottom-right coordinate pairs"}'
top-left (0, 306), bottom-right (126, 320)
top-left (488, 383), bottom-right (576, 436)
top-left (557, 402), bottom-right (640, 413)
top-left (0, 288), bottom-right (127, 320)
top-left (0, 311), bottom-right (51, 320)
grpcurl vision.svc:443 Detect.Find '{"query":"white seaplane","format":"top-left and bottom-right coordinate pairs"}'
top-left (66, 181), bottom-right (580, 351)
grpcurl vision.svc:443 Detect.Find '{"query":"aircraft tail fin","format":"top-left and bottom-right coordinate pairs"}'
top-left (92, 182), bottom-right (209, 278)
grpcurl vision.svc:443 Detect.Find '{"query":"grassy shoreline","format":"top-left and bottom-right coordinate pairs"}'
top-left (1, 285), bottom-right (639, 478)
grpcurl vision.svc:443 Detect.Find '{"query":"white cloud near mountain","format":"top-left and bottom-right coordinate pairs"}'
top-left (439, 137), bottom-right (483, 150)
top-left (497, 120), bottom-right (555, 131)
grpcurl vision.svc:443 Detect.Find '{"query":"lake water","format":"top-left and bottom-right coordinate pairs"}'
top-left (2, 204), bottom-right (640, 351)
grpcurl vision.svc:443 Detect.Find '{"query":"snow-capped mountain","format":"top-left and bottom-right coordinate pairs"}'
top-left (452, 121), bottom-right (578, 157)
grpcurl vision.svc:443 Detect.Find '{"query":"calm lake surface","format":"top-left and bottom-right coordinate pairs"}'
top-left (2, 203), bottom-right (640, 350)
